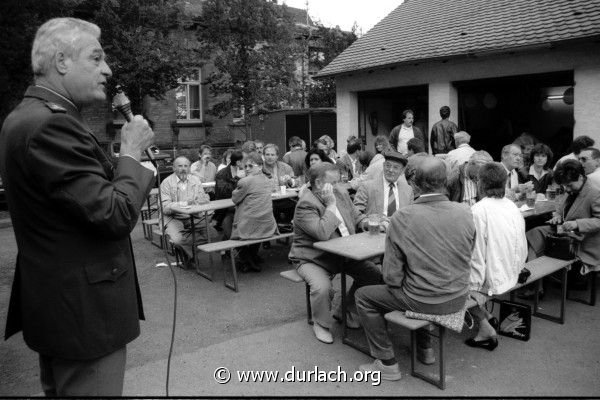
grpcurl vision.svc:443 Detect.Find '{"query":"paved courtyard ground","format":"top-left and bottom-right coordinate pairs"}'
top-left (0, 220), bottom-right (599, 396)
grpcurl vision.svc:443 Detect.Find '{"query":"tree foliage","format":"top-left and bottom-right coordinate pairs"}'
top-left (198, 0), bottom-right (302, 119)
top-left (0, 0), bottom-right (199, 120)
top-left (308, 23), bottom-right (357, 108)
top-left (86, 0), bottom-right (200, 115)
top-left (0, 0), bottom-right (78, 121)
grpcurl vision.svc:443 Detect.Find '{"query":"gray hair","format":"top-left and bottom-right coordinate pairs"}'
top-left (454, 131), bottom-right (471, 145)
top-left (264, 143), bottom-right (279, 155)
top-left (412, 156), bottom-right (447, 195)
top-left (31, 18), bottom-right (101, 78)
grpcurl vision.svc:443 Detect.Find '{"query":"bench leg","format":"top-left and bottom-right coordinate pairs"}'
top-left (533, 267), bottom-right (567, 324)
top-left (567, 271), bottom-right (597, 306)
top-left (223, 249), bottom-right (239, 292)
top-left (305, 284), bottom-right (313, 325)
top-left (410, 326), bottom-right (446, 390)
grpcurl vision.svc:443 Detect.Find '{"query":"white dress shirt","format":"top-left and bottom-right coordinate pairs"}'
top-left (332, 205), bottom-right (350, 236)
top-left (502, 162), bottom-right (519, 190)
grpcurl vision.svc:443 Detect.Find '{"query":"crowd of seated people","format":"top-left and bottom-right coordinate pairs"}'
top-left (159, 131), bottom-right (599, 369)
top-left (282, 132), bottom-right (600, 381)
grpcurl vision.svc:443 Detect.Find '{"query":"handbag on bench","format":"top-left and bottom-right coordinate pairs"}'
top-left (544, 232), bottom-right (579, 261)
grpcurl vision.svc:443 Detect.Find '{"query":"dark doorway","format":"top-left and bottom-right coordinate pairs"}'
top-left (286, 114), bottom-right (310, 148)
top-left (285, 111), bottom-right (336, 149)
top-left (358, 85), bottom-right (428, 152)
top-left (455, 71), bottom-right (574, 163)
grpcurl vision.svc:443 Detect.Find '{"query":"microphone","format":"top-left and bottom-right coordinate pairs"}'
top-left (112, 87), bottom-right (156, 163)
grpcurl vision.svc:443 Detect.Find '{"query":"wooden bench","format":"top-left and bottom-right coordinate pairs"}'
top-left (383, 256), bottom-right (575, 390)
top-left (280, 269), bottom-right (313, 325)
top-left (197, 232), bottom-right (295, 292)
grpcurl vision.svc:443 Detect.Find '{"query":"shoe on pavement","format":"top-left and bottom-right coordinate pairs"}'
top-left (312, 323), bottom-right (333, 344)
top-left (359, 359), bottom-right (402, 381)
top-left (417, 346), bottom-right (436, 365)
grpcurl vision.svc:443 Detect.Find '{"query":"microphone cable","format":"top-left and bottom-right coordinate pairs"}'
top-left (113, 89), bottom-right (178, 395)
top-left (142, 153), bottom-right (178, 396)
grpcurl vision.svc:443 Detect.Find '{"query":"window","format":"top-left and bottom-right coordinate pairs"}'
top-left (175, 69), bottom-right (203, 121)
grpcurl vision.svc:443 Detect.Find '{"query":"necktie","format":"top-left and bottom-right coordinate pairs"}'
top-left (387, 182), bottom-right (397, 216)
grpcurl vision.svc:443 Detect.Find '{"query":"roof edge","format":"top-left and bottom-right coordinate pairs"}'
top-left (314, 35), bottom-right (600, 79)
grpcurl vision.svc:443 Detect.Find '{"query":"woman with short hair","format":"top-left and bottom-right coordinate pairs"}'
top-left (466, 162), bottom-right (528, 350)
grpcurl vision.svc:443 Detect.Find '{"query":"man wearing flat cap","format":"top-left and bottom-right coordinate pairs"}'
top-left (354, 151), bottom-right (413, 231)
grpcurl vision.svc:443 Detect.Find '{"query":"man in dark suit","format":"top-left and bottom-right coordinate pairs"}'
top-left (527, 160), bottom-right (600, 274)
top-left (289, 163), bottom-right (382, 344)
top-left (0, 18), bottom-right (155, 395)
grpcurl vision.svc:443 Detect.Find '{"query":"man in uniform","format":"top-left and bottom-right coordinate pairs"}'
top-left (0, 18), bottom-right (155, 395)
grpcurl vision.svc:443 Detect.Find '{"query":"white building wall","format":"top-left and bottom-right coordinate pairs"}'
top-left (574, 67), bottom-right (600, 143)
top-left (333, 43), bottom-right (600, 152)
top-left (428, 82), bottom-right (458, 140)
top-left (336, 86), bottom-right (358, 150)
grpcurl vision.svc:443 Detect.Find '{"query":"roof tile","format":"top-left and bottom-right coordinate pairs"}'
top-left (318, 0), bottom-right (600, 77)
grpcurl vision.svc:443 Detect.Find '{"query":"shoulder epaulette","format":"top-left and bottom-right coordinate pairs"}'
top-left (44, 102), bottom-right (67, 113)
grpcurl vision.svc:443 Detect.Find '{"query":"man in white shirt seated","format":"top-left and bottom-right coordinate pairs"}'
top-left (578, 147), bottom-right (600, 189)
top-left (445, 131), bottom-right (476, 173)
top-left (289, 163), bottom-right (382, 344)
top-left (160, 156), bottom-right (219, 267)
top-left (500, 144), bottom-right (524, 191)
top-left (354, 151), bottom-right (413, 230)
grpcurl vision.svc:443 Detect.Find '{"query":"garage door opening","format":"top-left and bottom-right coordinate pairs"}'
top-left (358, 85), bottom-right (428, 153)
top-left (455, 71), bottom-right (574, 163)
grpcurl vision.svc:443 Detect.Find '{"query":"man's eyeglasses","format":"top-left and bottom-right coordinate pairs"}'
top-left (244, 164), bottom-right (258, 169)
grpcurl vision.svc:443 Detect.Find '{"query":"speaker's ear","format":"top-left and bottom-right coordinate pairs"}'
top-left (55, 51), bottom-right (69, 75)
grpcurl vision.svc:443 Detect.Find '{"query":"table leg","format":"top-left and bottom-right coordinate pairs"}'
top-left (340, 258), bottom-right (371, 356)
top-left (194, 212), bottom-right (214, 281)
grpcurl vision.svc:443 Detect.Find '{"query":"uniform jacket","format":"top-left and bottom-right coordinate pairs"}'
top-left (354, 173), bottom-right (413, 216)
top-left (288, 186), bottom-right (366, 273)
top-left (0, 86), bottom-right (154, 360)
top-left (231, 173), bottom-right (277, 239)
